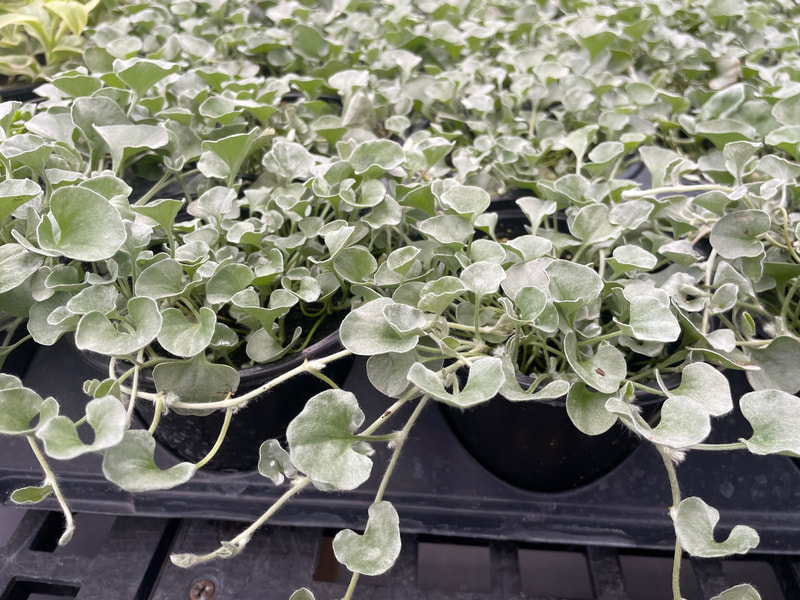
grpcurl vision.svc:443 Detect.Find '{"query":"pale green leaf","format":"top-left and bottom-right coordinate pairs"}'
top-left (333, 501), bottom-right (401, 576)
top-left (671, 497), bottom-right (759, 558)
top-left (102, 430), bottom-right (196, 492)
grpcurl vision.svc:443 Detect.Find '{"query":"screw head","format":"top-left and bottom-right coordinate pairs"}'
top-left (189, 579), bottom-right (216, 600)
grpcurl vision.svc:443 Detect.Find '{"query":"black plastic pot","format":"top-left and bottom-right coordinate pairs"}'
top-left (0, 82), bottom-right (40, 103)
top-left (441, 380), bottom-right (660, 492)
top-left (84, 330), bottom-right (355, 472)
top-left (0, 320), bottom-right (38, 379)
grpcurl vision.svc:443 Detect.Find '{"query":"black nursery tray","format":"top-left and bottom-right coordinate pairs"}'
top-left (2, 340), bottom-right (800, 553)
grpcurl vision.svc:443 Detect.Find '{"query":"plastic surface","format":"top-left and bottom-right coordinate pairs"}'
top-left (3, 341), bottom-right (800, 554)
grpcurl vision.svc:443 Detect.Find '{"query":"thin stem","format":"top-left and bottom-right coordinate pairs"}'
top-left (171, 477), bottom-right (313, 567)
top-left (195, 407), bottom-right (233, 470)
top-left (622, 184), bottom-right (733, 199)
top-left (657, 446), bottom-right (683, 600)
top-left (148, 349), bottom-right (354, 410)
top-left (148, 393), bottom-right (163, 435)
top-left (27, 436), bottom-right (75, 545)
top-left (307, 366), bottom-right (340, 390)
top-left (690, 442), bottom-right (748, 451)
top-left (374, 396), bottom-right (428, 503)
top-left (126, 349), bottom-right (144, 427)
top-left (343, 395), bottom-right (430, 600)
top-left (473, 295), bottom-right (483, 344)
top-left (779, 206), bottom-right (800, 264)
top-left (577, 331), bottom-right (621, 347)
top-left (701, 249), bottom-right (717, 334)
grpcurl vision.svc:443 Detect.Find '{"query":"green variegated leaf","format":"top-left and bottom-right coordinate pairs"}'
top-left (671, 497), bottom-right (759, 558)
top-left (333, 501), bottom-right (401, 576)
top-left (287, 389), bottom-right (373, 491)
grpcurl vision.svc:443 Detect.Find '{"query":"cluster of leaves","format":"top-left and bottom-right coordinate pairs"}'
top-left (3, 0), bottom-right (800, 599)
top-left (0, 0), bottom-right (106, 83)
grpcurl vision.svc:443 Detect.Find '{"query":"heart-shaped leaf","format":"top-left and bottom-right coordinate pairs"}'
top-left (287, 389), bottom-right (373, 491)
top-left (332, 501), bottom-right (401, 576)
top-left (206, 264), bottom-right (254, 305)
top-left (665, 363), bottom-right (732, 417)
top-left (340, 298), bottom-right (421, 355)
top-left (94, 124), bottom-right (169, 175)
top-left (564, 332), bottom-right (626, 394)
top-left (567, 383), bottom-right (617, 435)
top-left (671, 497), bottom-right (759, 558)
top-left (606, 396), bottom-right (710, 448)
top-left (289, 589), bottom-right (315, 600)
top-left (349, 140), bottom-right (405, 175)
top-left (102, 430), bottom-right (196, 492)
top-left (740, 389), bottom-right (800, 456)
top-left (37, 186), bottom-right (126, 261)
top-left (114, 58), bottom-right (179, 97)
top-left (135, 259), bottom-right (189, 299)
top-left (461, 262), bottom-right (506, 296)
top-left (263, 141), bottom-right (315, 181)
top-left (710, 210), bottom-right (770, 259)
top-left (0, 244), bottom-right (42, 294)
top-left (75, 297), bottom-right (162, 356)
top-left (745, 337), bottom-right (800, 394)
top-left (258, 439), bottom-right (297, 485)
top-left (0, 385), bottom-right (44, 435)
top-left (36, 396), bottom-right (126, 460)
top-left (153, 354), bottom-right (239, 415)
top-left (711, 585), bottom-right (761, 600)
top-left (408, 357), bottom-right (503, 408)
top-left (157, 307), bottom-right (216, 358)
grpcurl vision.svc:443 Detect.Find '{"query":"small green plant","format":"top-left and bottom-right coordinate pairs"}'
top-left (0, 0), bottom-right (101, 83)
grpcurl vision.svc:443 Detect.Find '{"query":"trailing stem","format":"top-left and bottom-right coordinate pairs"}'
top-left (657, 445), bottom-right (683, 600)
top-left (27, 436), bottom-right (75, 546)
top-left (342, 395), bottom-right (430, 600)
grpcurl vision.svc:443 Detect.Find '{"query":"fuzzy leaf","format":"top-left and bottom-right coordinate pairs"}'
top-left (263, 141), bottom-right (315, 180)
top-left (157, 307), bottom-right (216, 358)
top-left (606, 396), bottom-right (710, 448)
top-left (340, 298), bottom-right (420, 355)
top-left (289, 589), bottom-right (315, 600)
top-left (746, 336), bottom-right (800, 394)
top-left (206, 264), bottom-right (253, 305)
top-left (564, 332), bottom-right (626, 394)
top-left (258, 439), bottom-right (297, 485)
top-left (460, 261), bottom-right (506, 296)
top-left (407, 357), bottom-right (503, 408)
top-left (287, 389), bottom-right (373, 491)
top-left (710, 210), bottom-right (770, 259)
top-left (37, 186), bottom-right (126, 261)
top-left (153, 354), bottom-right (239, 414)
top-left (103, 430), bottom-right (196, 492)
top-left (566, 383), bottom-right (617, 435)
top-left (546, 260), bottom-right (603, 313)
top-left (114, 58), bottom-right (179, 98)
top-left (75, 297), bottom-right (162, 356)
top-left (349, 140), bottom-right (405, 175)
top-left (0, 386), bottom-right (44, 435)
top-left (0, 178), bottom-right (40, 221)
top-left (93, 124), bottom-right (169, 174)
top-left (667, 363), bottom-right (732, 417)
top-left (0, 244), bottom-right (42, 294)
top-left (36, 396), bottom-right (126, 460)
top-left (671, 497), bottom-right (759, 558)
top-left (135, 259), bottom-right (189, 299)
top-left (333, 501), bottom-right (401, 576)
top-left (740, 389), bottom-right (800, 456)
top-left (711, 585), bottom-right (761, 600)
